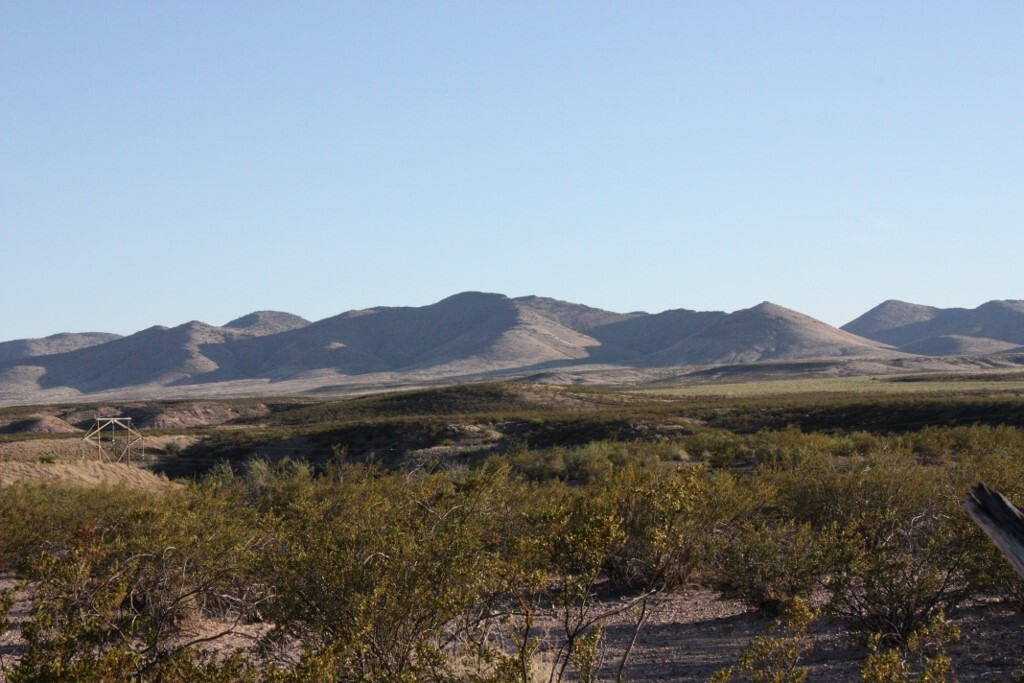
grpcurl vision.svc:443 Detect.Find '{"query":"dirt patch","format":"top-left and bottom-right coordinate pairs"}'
top-left (0, 573), bottom-right (31, 672)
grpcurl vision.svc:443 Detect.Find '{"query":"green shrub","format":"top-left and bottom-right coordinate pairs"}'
top-left (682, 431), bottom-right (754, 467)
top-left (762, 449), bottom-right (970, 643)
top-left (508, 447), bottom-right (567, 481)
top-left (710, 597), bottom-right (818, 683)
top-left (823, 492), bottom-right (968, 643)
top-left (859, 612), bottom-right (960, 683)
top-left (257, 467), bottom-right (530, 681)
top-left (7, 486), bottom-right (268, 682)
top-left (750, 427), bottom-right (852, 467)
top-left (711, 519), bottom-right (837, 613)
top-left (904, 424), bottom-right (1024, 465)
top-left (7, 413), bottom-right (1023, 680)
top-left (599, 462), bottom-right (709, 591)
top-left (0, 482), bottom-right (157, 573)
top-left (952, 453), bottom-right (1024, 610)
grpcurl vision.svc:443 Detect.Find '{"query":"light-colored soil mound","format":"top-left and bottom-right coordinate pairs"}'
top-left (139, 402), bottom-right (272, 429)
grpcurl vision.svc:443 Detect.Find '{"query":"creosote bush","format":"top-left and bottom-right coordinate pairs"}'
top-left (711, 519), bottom-right (838, 613)
top-left (710, 597), bottom-right (818, 683)
top-left (859, 612), bottom-right (960, 683)
top-left (765, 448), bottom-right (973, 643)
top-left (600, 461), bottom-right (710, 591)
top-left (2, 420), bottom-right (1024, 680)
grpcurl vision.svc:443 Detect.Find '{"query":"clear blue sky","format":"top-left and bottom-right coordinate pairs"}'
top-left (2, 2), bottom-right (1021, 340)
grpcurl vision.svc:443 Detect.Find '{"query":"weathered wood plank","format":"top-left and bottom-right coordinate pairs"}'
top-left (966, 482), bottom-right (1024, 580)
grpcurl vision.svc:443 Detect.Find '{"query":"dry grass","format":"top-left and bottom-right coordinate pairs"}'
top-left (0, 460), bottom-right (174, 490)
top-left (0, 434), bottom-right (177, 493)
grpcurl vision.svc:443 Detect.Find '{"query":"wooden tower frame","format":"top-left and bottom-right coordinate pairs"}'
top-left (82, 417), bottom-right (145, 464)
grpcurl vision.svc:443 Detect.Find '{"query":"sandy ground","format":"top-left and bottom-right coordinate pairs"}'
top-left (583, 590), bottom-right (1024, 682)
top-left (3, 576), bottom-right (1022, 681)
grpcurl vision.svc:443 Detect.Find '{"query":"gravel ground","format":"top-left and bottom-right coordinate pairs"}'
top-left (537, 589), bottom-right (1024, 682)
top-left (3, 576), bottom-right (1023, 681)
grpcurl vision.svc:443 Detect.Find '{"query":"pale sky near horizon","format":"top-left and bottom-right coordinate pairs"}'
top-left (2, 2), bottom-right (1021, 341)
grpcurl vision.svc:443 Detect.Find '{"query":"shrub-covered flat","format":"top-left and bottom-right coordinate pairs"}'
top-left (2, 379), bottom-right (1024, 681)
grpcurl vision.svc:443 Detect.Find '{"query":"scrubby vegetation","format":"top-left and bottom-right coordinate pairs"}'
top-left (2, 381), bottom-right (1024, 680)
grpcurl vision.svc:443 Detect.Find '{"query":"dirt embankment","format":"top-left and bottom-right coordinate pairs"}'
top-left (1, 401), bottom-right (274, 436)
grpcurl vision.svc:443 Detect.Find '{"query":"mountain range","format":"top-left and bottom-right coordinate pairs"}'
top-left (2, 293), bottom-right (1022, 405)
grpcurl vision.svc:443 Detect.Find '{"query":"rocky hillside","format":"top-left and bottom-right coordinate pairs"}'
top-left (0, 332), bottom-right (122, 363)
top-left (843, 300), bottom-right (1024, 354)
top-left (223, 311), bottom-right (311, 336)
top-left (0, 293), bottom-right (1019, 404)
top-left (650, 302), bottom-right (901, 365)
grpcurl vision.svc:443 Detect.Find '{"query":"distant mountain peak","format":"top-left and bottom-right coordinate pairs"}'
top-left (0, 332), bottom-right (122, 364)
top-left (842, 300), bottom-right (939, 342)
top-left (179, 320), bottom-right (215, 330)
top-left (745, 301), bottom-right (796, 315)
top-left (437, 291), bottom-right (510, 305)
top-left (978, 299), bottom-right (1024, 313)
top-left (844, 299), bottom-right (1024, 353)
top-left (224, 311), bottom-right (310, 336)
top-left (648, 299), bottom-right (896, 366)
top-left (0, 293), bottom-right (1019, 404)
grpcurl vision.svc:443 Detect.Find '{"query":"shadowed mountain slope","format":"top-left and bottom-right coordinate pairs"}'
top-left (899, 335), bottom-right (1021, 356)
top-left (844, 300), bottom-right (1024, 353)
top-left (651, 302), bottom-right (900, 365)
top-left (2, 314), bottom-right (309, 395)
top-left (1, 293), bottom-right (1018, 402)
top-left (25, 322), bottom-right (245, 392)
top-left (510, 296), bottom-right (731, 360)
top-left (587, 308), bottom-right (728, 358)
top-left (842, 300), bottom-right (940, 343)
top-left (212, 292), bottom-right (603, 380)
top-left (0, 332), bottom-right (122, 363)
top-left (511, 296), bottom-right (644, 332)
